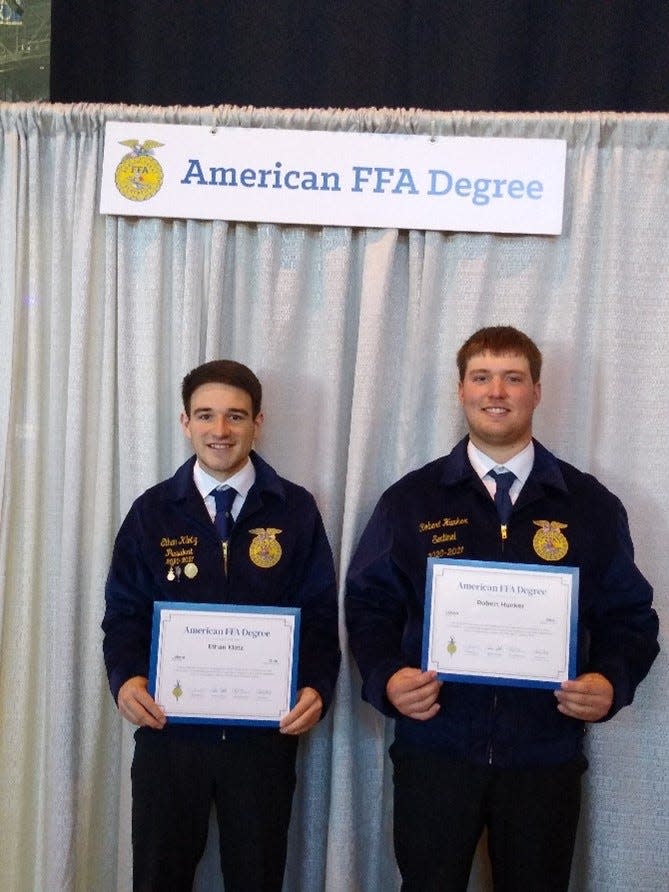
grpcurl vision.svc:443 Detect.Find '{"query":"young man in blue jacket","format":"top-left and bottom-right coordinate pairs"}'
top-left (346, 326), bottom-right (658, 892)
top-left (103, 360), bottom-right (340, 892)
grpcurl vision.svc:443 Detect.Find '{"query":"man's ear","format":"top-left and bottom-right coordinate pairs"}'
top-left (252, 411), bottom-right (264, 442)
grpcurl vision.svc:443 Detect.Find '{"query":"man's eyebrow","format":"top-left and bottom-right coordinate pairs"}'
top-left (467, 366), bottom-right (528, 375)
top-left (192, 405), bottom-right (250, 415)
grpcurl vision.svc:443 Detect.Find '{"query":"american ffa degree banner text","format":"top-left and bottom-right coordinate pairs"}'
top-left (100, 122), bottom-right (566, 235)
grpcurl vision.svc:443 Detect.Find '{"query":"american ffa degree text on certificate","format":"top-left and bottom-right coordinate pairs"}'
top-left (148, 602), bottom-right (300, 726)
top-left (422, 559), bottom-right (578, 689)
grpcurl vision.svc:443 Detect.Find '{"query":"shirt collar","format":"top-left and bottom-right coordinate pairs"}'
top-left (192, 457), bottom-right (256, 501)
top-left (467, 438), bottom-right (535, 486)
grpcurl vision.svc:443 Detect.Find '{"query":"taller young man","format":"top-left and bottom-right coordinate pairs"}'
top-left (346, 326), bottom-right (658, 891)
top-left (103, 360), bottom-right (340, 892)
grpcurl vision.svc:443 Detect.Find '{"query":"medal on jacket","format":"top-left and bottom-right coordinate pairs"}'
top-left (532, 520), bottom-right (569, 561)
top-left (167, 562), bottom-right (198, 580)
top-left (248, 528), bottom-right (283, 568)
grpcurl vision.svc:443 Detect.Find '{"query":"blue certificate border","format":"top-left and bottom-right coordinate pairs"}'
top-left (148, 601), bottom-right (301, 726)
top-left (421, 558), bottom-right (579, 689)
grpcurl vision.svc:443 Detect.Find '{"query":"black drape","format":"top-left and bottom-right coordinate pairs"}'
top-left (51, 1), bottom-right (669, 111)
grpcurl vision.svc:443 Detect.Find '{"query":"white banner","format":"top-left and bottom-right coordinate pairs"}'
top-left (100, 122), bottom-right (566, 234)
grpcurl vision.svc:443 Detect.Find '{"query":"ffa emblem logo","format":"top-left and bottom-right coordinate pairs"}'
top-left (248, 528), bottom-right (283, 568)
top-left (447, 637), bottom-right (457, 656)
top-left (115, 139), bottom-right (164, 201)
top-left (532, 520), bottom-right (569, 561)
top-left (172, 680), bottom-right (183, 701)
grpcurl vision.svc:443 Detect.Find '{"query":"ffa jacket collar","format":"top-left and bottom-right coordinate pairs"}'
top-left (441, 437), bottom-right (569, 501)
top-left (170, 450), bottom-right (288, 509)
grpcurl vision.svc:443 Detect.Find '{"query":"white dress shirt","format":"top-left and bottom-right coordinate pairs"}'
top-left (193, 457), bottom-right (256, 522)
top-left (467, 439), bottom-right (534, 504)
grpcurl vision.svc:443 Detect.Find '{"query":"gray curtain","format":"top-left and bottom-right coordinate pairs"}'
top-left (0, 103), bottom-right (666, 892)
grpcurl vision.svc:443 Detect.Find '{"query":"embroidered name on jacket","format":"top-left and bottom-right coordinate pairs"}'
top-left (418, 516), bottom-right (468, 559)
top-left (160, 535), bottom-right (199, 580)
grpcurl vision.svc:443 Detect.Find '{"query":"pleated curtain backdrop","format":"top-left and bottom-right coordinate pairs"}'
top-left (0, 103), bottom-right (667, 891)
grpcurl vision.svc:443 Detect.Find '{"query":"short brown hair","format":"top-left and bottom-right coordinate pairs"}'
top-left (457, 326), bottom-right (542, 383)
top-left (181, 360), bottom-right (262, 417)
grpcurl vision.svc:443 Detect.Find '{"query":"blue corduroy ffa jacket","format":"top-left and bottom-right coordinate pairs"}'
top-left (346, 438), bottom-right (658, 768)
top-left (103, 452), bottom-right (340, 725)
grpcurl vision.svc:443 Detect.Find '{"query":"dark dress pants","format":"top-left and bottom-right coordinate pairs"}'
top-left (131, 728), bottom-right (298, 892)
top-left (391, 746), bottom-right (586, 892)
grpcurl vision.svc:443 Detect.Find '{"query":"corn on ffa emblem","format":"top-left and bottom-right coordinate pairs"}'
top-left (249, 528), bottom-right (283, 568)
top-left (532, 520), bottom-right (569, 561)
top-left (115, 139), bottom-right (164, 201)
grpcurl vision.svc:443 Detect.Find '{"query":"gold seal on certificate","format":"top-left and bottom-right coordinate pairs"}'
top-left (422, 559), bottom-right (578, 688)
top-left (148, 602), bottom-right (300, 725)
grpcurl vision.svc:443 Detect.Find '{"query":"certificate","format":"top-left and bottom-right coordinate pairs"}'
top-left (148, 602), bottom-right (300, 726)
top-left (422, 559), bottom-right (578, 688)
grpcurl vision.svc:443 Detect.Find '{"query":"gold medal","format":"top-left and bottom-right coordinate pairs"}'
top-left (248, 528), bottom-right (283, 568)
top-left (183, 562), bottom-right (198, 579)
top-left (532, 520), bottom-right (569, 561)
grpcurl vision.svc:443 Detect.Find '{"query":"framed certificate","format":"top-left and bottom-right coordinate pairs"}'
top-left (422, 558), bottom-right (578, 689)
top-left (148, 602), bottom-right (300, 726)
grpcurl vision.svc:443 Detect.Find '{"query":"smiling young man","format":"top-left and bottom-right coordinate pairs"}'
top-left (458, 342), bottom-right (541, 462)
top-left (103, 360), bottom-right (340, 892)
top-left (346, 326), bottom-right (658, 892)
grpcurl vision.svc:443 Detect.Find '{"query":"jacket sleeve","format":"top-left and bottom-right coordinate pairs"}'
top-left (101, 503), bottom-right (156, 702)
top-left (586, 503), bottom-right (659, 719)
top-left (345, 498), bottom-right (410, 717)
top-left (293, 499), bottom-right (341, 717)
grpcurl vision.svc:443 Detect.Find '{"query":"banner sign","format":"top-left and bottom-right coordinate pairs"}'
top-left (100, 122), bottom-right (566, 234)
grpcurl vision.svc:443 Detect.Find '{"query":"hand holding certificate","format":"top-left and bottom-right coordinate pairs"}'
top-left (149, 603), bottom-right (300, 726)
top-left (422, 559), bottom-right (578, 689)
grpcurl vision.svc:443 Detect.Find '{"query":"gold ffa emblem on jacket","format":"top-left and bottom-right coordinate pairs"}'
top-left (248, 528), bottom-right (283, 568)
top-left (532, 520), bottom-right (569, 561)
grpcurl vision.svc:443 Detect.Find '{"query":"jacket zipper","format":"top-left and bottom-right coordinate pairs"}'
top-left (222, 539), bottom-right (229, 577)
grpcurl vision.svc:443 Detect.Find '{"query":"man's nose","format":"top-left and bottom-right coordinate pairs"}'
top-left (213, 415), bottom-right (230, 437)
top-left (489, 376), bottom-right (507, 397)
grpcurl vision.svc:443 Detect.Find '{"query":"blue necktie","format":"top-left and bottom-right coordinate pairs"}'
top-left (212, 487), bottom-right (237, 541)
top-left (489, 469), bottom-right (515, 525)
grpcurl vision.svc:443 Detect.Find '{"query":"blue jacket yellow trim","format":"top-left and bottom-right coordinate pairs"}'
top-left (346, 438), bottom-right (658, 768)
top-left (103, 451), bottom-right (340, 728)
